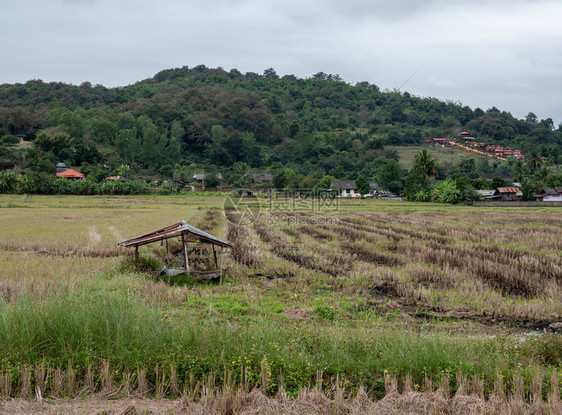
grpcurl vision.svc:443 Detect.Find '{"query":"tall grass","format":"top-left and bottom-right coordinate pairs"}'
top-left (0, 273), bottom-right (559, 399)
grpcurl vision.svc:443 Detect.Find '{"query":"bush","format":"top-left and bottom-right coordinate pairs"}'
top-left (0, 174), bottom-right (152, 195)
top-left (431, 179), bottom-right (462, 204)
top-left (1, 134), bottom-right (20, 145)
top-left (0, 171), bottom-right (17, 193)
top-left (120, 253), bottom-right (162, 273)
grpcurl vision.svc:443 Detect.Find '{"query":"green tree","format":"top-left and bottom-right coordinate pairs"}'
top-left (526, 148), bottom-right (541, 172)
top-left (413, 148), bottom-right (437, 177)
top-left (491, 176), bottom-right (506, 189)
top-left (231, 162), bottom-right (250, 186)
top-left (533, 166), bottom-right (551, 191)
top-left (315, 175), bottom-right (336, 190)
top-left (511, 159), bottom-right (526, 182)
top-left (141, 122), bottom-right (159, 168)
top-left (355, 175), bottom-right (370, 197)
top-left (167, 136), bottom-right (182, 165)
top-left (34, 154), bottom-right (56, 174)
top-left (170, 120), bottom-right (185, 142)
top-left (404, 165), bottom-right (429, 201)
top-left (34, 131), bottom-right (73, 160)
top-left (273, 168), bottom-right (297, 190)
top-left (204, 167), bottom-right (221, 189)
top-left (378, 159), bottom-right (403, 189)
top-left (115, 129), bottom-right (139, 165)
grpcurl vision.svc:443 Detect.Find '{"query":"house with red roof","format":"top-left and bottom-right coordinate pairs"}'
top-left (56, 168), bottom-right (85, 180)
top-left (432, 138), bottom-right (448, 144)
top-left (494, 187), bottom-right (523, 201)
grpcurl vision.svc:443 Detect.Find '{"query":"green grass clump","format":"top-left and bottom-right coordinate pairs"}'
top-left (119, 253), bottom-right (162, 273)
top-left (0, 273), bottom-right (553, 397)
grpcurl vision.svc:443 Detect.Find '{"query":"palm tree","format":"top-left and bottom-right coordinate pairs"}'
top-left (526, 148), bottom-right (541, 172)
top-left (414, 149), bottom-right (437, 177)
top-left (512, 159), bottom-right (526, 182)
top-left (533, 166), bottom-right (551, 191)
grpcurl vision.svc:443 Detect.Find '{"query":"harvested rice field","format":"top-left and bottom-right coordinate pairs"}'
top-left (0, 194), bottom-right (561, 414)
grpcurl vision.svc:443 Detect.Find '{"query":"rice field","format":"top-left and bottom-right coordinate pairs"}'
top-left (1, 194), bottom-right (562, 412)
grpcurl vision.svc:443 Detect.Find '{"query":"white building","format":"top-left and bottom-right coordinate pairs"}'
top-left (330, 180), bottom-right (379, 198)
top-left (535, 187), bottom-right (562, 202)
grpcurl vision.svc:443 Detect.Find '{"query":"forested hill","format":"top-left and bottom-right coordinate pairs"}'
top-left (0, 65), bottom-right (560, 181)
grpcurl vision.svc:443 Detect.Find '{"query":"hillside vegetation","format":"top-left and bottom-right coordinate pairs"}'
top-left (0, 66), bottom-right (561, 185)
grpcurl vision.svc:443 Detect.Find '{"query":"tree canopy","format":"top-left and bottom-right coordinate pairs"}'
top-left (0, 65), bottom-right (560, 187)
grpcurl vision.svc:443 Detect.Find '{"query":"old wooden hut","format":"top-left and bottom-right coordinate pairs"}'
top-left (117, 220), bottom-right (232, 278)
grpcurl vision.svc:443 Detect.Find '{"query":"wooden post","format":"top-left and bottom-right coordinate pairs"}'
top-left (212, 245), bottom-right (218, 270)
top-left (219, 247), bottom-right (223, 284)
top-left (181, 233), bottom-right (190, 273)
top-left (135, 246), bottom-right (139, 262)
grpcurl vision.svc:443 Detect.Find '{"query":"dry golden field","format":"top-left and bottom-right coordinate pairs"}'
top-left (1, 194), bottom-right (562, 413)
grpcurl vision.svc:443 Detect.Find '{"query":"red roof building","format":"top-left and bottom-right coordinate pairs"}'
top-left (56, 169), bottom-right (85, 179)
top-left (494, 187), bottom-right (523, 201)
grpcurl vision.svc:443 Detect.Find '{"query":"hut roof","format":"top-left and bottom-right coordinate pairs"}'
top-left (117, 220), bottom-right (232, 248)
top-left (331, 180), bottom-right (357, 190)
top-left (249, 173), bottom-right (274, 184)
top-left (495, 187), bottom-right (523, 196)
top-left (56, 169), bottom-right (85, 178)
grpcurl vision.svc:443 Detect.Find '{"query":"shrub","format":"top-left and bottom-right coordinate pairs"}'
top-left (120, 254), bottom-right (162, 273)
top-left (430, 179), bottom-right (462, 204)
top-left (0, 134), bottom-right (20, 145)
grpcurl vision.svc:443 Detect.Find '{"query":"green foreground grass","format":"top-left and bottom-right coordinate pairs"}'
top-left (1, 271), bottom-right (561, 398)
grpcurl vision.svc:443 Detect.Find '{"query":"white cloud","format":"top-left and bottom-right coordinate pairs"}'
top-left (0, 0), bottom-right (560, 122)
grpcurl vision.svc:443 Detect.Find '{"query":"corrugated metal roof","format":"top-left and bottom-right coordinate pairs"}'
top-left (497, 187), bottom-right (521, 193)
top-left (117, 220), bottom-right (232, 248)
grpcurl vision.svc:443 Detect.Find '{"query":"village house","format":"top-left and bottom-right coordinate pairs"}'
top-left (432, 138), bottom-right (449, 147)
top-left (330, 181), bottom-right (379, 198)
top-left (106, 176), bottom-right (128, 182)
top-left (475, 189), bottom-right (496, 199)
top-left (249, 173), bottom-right (274, 186)
top-left (236, 188), bottom-right (254, 197)
top-left (493, 187), bottom-right (523, 201)
top-left (457, 132), bottom-right (474, 143)
top-left (534, 187), bottom-right (562, 202)
top-left (56, 168), bottom-right (85, 180)
top-left (192, 173), bottom-right (222, 184)
top-left (56, 162), bottom-right (68, 174)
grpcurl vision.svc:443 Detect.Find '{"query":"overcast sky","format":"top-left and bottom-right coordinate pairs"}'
top-left (1, 0), bottom-right (561, 123)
